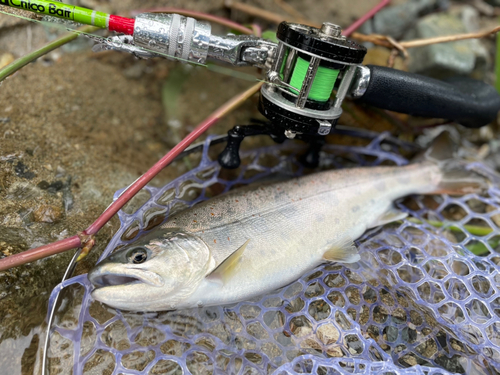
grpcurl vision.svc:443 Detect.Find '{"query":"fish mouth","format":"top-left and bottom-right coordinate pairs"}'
top-left (88, 264), bottom-right (164, 289)
top-left (90, 274), bottom-right (142, 287)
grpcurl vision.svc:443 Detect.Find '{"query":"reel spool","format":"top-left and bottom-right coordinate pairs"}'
top-left (218, 21), bottom-right (367, 169)
top-left (259, 22), bottom-right (367, 137)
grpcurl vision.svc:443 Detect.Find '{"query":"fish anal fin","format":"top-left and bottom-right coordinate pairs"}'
top-left (323, 236), bottom-right (359, 264)
top-left (369, 208), bottom-right (408, 229)
top-left (207, 239), bottom-right (250, 284)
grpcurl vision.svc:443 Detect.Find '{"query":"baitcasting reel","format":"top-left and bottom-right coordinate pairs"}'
top-left (97, 13), bottom-right (500, 168)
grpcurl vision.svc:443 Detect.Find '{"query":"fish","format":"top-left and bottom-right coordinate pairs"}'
top-left (88, 132), bottom-right (486, 311)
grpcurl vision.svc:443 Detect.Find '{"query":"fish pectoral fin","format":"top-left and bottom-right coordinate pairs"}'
top-left (369, 208), bottom-right (408, 229)
top-left (323, 236), bottom-right (359, 264)
top-left (206, 239), bottom-right (250, 284)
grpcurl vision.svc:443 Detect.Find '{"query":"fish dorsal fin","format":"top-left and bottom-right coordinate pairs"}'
top-left (207, 239), bottom-right (250, 284)
top-left (368, 208), bottom-right (408, 229)
top-left (323, 236), bottom-right (359, 264)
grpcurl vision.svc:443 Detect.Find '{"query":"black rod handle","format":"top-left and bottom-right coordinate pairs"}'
top-left (356, 65), bottom-right (500, 128)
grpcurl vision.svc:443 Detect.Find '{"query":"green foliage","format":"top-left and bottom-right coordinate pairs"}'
top-left (261, 30), bottom-right (278, 43)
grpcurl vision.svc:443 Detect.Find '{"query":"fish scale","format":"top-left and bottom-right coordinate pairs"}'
top-left (156, 163), bottom-right (441, 309)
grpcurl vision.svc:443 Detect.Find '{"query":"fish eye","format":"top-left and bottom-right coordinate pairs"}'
top-left (128, 248), bottom-right (148, 264)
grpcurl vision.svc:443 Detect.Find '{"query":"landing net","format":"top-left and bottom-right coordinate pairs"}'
top-left (46, 133), bottom-right (500, 374)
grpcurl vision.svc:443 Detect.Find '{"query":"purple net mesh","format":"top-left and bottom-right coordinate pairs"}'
top-left (46, 134), bottom-right (500, 375)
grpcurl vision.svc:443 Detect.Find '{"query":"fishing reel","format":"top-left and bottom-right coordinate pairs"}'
top-left (97, 13), bottom-right (500, 169)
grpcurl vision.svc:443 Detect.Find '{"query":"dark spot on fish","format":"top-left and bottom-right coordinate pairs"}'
top-left (235, 200), bottom-right (239, 202)
top-left (352, 205), bottom-right (360, 213)
top-left (211, 213), bottom-right (214, 216)
top-left (227, 237), bottom-right (230, 241)
top-left (193, 220), bottom-right (197, 223)
top-left (214, 239), bottom-right (216, 244)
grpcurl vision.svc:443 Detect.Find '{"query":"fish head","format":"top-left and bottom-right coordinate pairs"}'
top-left (88, 228), bottom-right (213, 311)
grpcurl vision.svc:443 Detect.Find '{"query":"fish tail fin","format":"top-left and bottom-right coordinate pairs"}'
top-left (417, 130), bottom-right (488, 195)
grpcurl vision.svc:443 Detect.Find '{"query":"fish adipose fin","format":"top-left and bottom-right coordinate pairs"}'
top-left (207, 239), bottom-right (250, 284)
top-left (369, 208), bottom-right (408, 229)
top-left (323, 236), bottom-right (360, 264)
top-left (420, 130), bottom-right (489, 195)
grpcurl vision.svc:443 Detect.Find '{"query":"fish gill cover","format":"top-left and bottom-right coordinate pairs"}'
top-left (46, 134), bottom-right (500, 374)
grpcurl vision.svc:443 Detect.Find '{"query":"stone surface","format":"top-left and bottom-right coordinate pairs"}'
top-left (405, 13), bottom-right (476, 77)
top-left (455, 5), bottom-right (491, 78)
top-left (359, 0), bottom-right (447, 39)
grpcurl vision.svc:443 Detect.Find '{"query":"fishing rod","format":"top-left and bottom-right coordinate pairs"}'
top-left (0, 0), bottom-right (135, 33)
top-left (3, 0), bottom-right (500, 169)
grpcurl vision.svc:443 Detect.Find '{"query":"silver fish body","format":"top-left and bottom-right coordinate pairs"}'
top-left (89, 160), bottom-right (447, 312)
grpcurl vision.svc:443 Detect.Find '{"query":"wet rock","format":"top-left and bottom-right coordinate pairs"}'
top-left (405, 13), bottom-right (476, 77)
top-left (316, 323), bottom-right (340, 345)
top-left (14, 161), bottom-right (35, 180)
top-left (0, 227), bottom-right (29, 253)
top-left (359, 0), bottom-right (447, 39)
top-left (455, 6), bottom-right (491, 77)
top-left (48, 180), bottom-right (63, 193)
top-left (36, 181), bottom-right (50, 190)
top-left (6, 182), bottom-right (40, 200)
top-left (32, 205), bottom-right (63, 223)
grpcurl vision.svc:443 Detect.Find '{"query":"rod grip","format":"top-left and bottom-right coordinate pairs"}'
top-left (356, 65), bottom-right (500, 128)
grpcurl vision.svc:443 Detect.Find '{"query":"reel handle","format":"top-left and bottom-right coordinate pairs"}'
top-left (356, 65), bottom-right (500, 128)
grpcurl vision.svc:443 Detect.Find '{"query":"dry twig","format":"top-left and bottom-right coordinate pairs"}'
top-left (273, 0), bottom-right (309, 24)
top-left (352, 25), bottom-right (500, 49)
top-left (225, 0), bottom-right (500, 53)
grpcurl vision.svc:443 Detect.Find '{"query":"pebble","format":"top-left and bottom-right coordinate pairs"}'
top-left (359, 0), bottom-right (447, 39)
top-left (32, 205), bottom-right (63, 223)
top-left (0, 52), bottom-right (14, 69)
top-left (405, 13), bottom-right (476, 77)
top-left (456, 5), bottom-right (491, 77)
top-left (14, 161), bottom-right (36, 180)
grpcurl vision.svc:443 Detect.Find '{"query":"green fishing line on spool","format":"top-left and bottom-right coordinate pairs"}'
top-left (289, 57), bottom-right (339, 102)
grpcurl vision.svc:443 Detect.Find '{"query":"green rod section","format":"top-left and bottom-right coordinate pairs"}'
top-left (0, 24), bottom-right (98, 82)
top-left (0, 0), bottom-right (109, 28)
